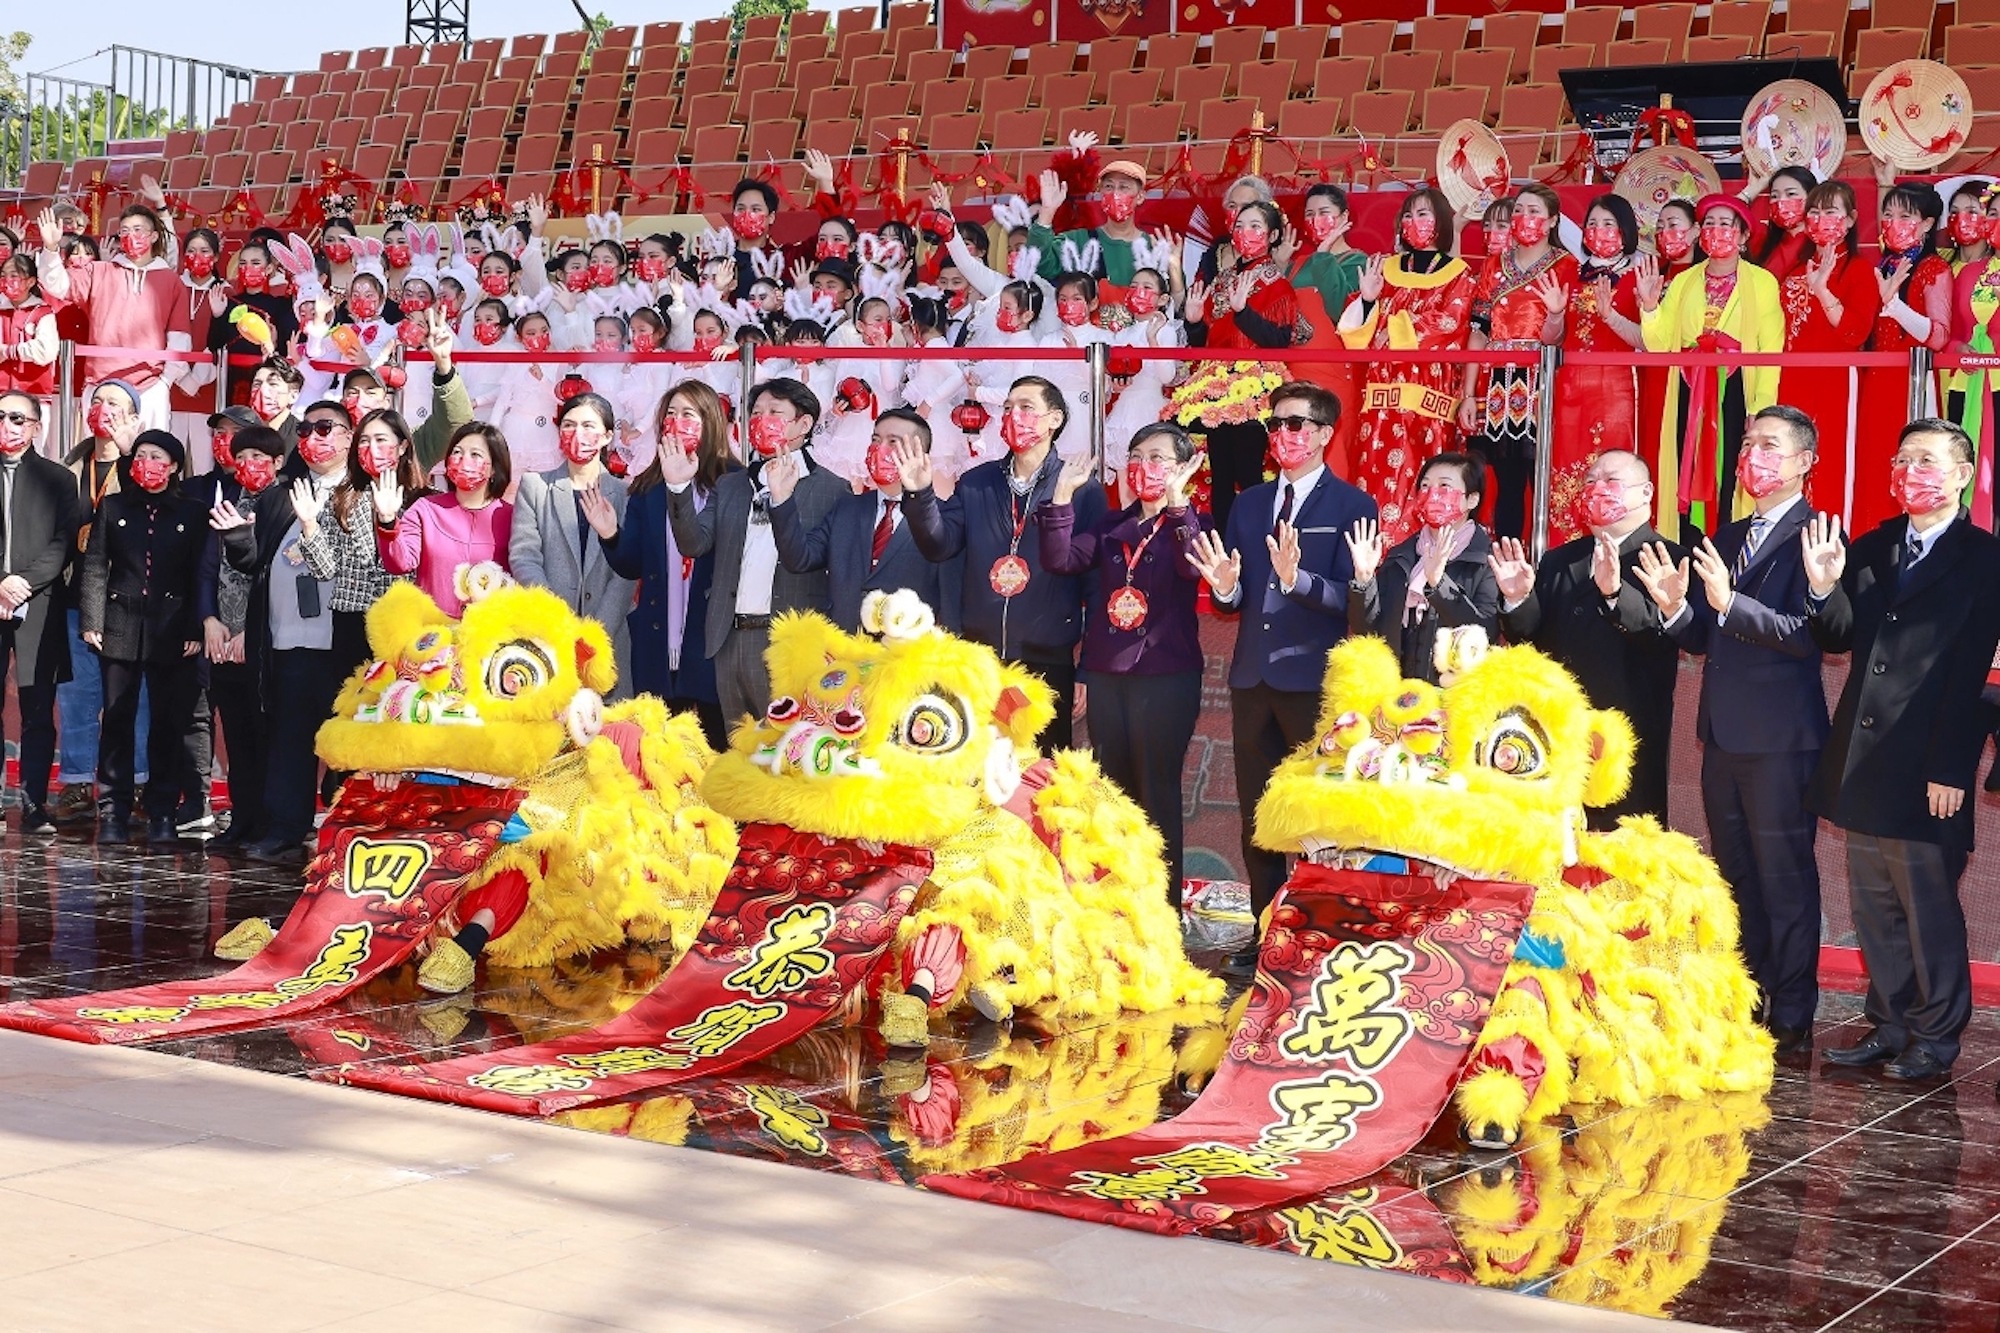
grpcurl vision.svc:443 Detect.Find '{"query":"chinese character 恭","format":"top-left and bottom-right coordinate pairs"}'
top-left (1066, 1165), bottom-right (1207, 1202)
top-left (1279, 1201), bottom-right (1404, 1268)
top-left (724, 903), bottom-right (837, 997)
top-left (1137, 1142), bottom-right (1296, 1182)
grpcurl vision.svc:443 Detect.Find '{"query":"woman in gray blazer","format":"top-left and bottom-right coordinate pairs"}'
top-left (509, 391), bottom-right (635, 697)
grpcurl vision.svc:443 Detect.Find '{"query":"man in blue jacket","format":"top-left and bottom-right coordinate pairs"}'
top-left (1186, 382), bottom-right (1377, 967)
top-left (902, 375), bottom-right (1104, 751)
top-left (1635, 405), bottom-right (1830, 1057)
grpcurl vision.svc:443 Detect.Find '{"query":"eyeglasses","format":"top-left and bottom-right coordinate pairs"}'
top-left (0, 410), bottom-right (37, 428)
top-left (301, 418), bottom-right (350, 438)
top-left (1268, 415), bottom-right (1325, 432)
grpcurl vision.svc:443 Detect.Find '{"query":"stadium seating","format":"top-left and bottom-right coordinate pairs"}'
top-left (9, 0), bottom-right (1995, 226)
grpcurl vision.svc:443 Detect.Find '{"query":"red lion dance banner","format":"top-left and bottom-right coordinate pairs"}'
top-left (0, 786), bottom-right (517, 1044)
top-left (327, 823), bottom-right (933, 1115)
top-left (923, 863), bottom-right (1532, 1234)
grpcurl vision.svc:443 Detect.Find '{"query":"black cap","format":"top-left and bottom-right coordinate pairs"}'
top-left (132, 428), bottom-right (186, 468)
top-left (810, 257), bottom-right (858, 289)
top-left (206, 404), bottom-right (259, 432)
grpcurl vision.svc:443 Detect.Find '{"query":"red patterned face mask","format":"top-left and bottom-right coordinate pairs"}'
top-left (1402, 214), bottom-right (1439, 250)
top-left (1056, 297), bottom-right (1089, 327)
top-left (995, 305), bottom-right (1029, 334)
top-left (1416, 485), bottom-right (1467, 528)
top-left (297, 431), bottom-right (343, 468)
top-left (747, 413), bottom-right (789, 457)
top-left (384, 242), bottom-right (413, 268)
top-left (1772, 196), bottom-right (1807, 229)
top-left (732, 208), bottom-right (769, 241)
top-left (866, 439), bottom-right (901, 487)
top-left (445, 452), bottom-right (491, 491)
top-left (1881, 217), bottom-right (1925, 252)
top-left (183, 252), bottom-right (215, 279)
top-left (1655, 226), bottom-right (1693, 261)
top-left (1806, 213), bottom-right (1848, 247)
top-left (129, 454), bottom-right (174, 492)
top-left (0, 276), bottom-right (29, 304)
top-left (1101, 191), bottom-right (1138, 223)
top-left (1700, 223), bottom-right (1742, 260)
top-left (233, 454), bottom-right (275, 492)
top-left (347, 291), bottom-right (382, 320)
top-left (693, 332), bottom-right (722, 356)
top-left (1230, 224), bottom-right (1270, 260)
top-left (564, 267), bottom-right (592, 293)
top-left (1580, 477), bottom-right (1632, 528)
top-left (1949, 212), bottom-right (1986, 246)
top-left (630, 326), bottom-right (659, 352)
top-left (589, 261), bottom-right (618, 288)
top-left (358, 435), bottom-right (401, 477)
top-left (1582, 223), bottom-right (1623, 259)
top-left (1304, 214), bottom-right (1339, 244)
top-left (120, 233), bottom-right (153, 261)
top-left (999, 408), bottom-right (1040, 454)
top-left (238, 264), bottom-right (269, 292)
top-left (1268, 424), bottom-right (1318, 470)
top-left (323, 239), bottom-right (354, 264)
top-left (520, 330), bottom-right (552, 354)
top-left (479, 271), bottom-right (510, 296)
top-left (1890, 461), bottom-right (1953, 516)
top-left (397, 319), bottom-right (428, 349)
top-left (559, 423), bottom-right (602, 465)
top-left (815, 237), bottom-right (851, 261)
top-left (661, 414), bottom-right (703, 456)
top-left (1126, 286), bottom-right (1159, 316)
top-left (1124, 457), bottom-right (1168, 502)
top-left (472, 322), bottom-right (504, 346)
top-left (635, 255), bottom-right (668, 282)
top-left (1510, 213), bottom-right (1551, 247)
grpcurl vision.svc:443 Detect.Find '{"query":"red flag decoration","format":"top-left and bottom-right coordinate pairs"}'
top-left (923, 863), bottom-right (1532, 1234)
top-left (0, 786), bottom-right (518, 1044)
top-left (324, 823), bottom-right (932, 1115)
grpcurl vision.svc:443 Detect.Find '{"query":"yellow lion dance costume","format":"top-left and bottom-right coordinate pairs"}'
top-left (699, 591), bottom-right (1223, 1046)
top-left (1255, 631), bottom-right (1773, 1150)
top-left (217, 579), bottom-right (737, 990)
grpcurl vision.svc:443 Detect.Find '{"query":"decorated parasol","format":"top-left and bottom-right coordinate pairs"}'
top-left (1861, 59), bottom-right (1974, 171)
top-left (1615, 144), bottom-right (1723, 249)
top-left (1740, 78), bottom-right (1846, 181)
top-left (1436, 118), bottom-right (1513, 220)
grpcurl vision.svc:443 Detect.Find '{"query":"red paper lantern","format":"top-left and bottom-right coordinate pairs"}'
top-left (837, 377), bottom-right (877, 416)
top-left (556, 373), bottom-right (593, 403)
top-left (951, 400), bottom-right (990, 433)
top-left (379, 364), bottom-right (408, 390)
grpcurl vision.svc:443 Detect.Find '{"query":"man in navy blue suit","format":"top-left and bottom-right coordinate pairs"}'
top-left (768, 408), bottom-right (960, 634)
top-left (1634, 405), bottom-right (1830, 1057)
top-left (1186, 382), bottom-right (1377, 968)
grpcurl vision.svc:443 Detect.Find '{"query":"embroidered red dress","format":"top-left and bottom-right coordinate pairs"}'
top-left (1778, 249), bottom-right (1882, 525)
top-left (1552, 264), bottom-right (1641, 544)
top-left (1470, 248), bottom-right (1577, 540)
top-left (1854, 252), bottom-right (1952, 533)
top-left (1339, 253), bottom-right (1477, 543)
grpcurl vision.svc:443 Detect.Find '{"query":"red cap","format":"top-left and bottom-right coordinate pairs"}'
top-left (1694, 193), bottom-right (1753, 229)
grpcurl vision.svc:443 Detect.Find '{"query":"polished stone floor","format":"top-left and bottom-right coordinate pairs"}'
top-left (4, 829), bottom-right (1999, 1332)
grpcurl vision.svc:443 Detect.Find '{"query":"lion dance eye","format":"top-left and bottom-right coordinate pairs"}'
top-left (483, 640), bottom-right (556, 699)
top-left (1477, 709), bottom-right (1548, 779)
top-left (894, 692), bottom-right (967, 753)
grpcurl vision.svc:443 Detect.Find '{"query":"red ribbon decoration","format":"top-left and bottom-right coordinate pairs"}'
top-left (1678, 328), bottom-right (1745, 509)
top-left (1631, 105), bottom-right (1699, 154)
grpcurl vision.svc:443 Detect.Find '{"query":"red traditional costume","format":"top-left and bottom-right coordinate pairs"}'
top-left (1854, 252), bottom-right (1952, 533)
top-left (1634, 255), bottom-right (1693, 505)
top-left (1339, 254), bottom-right (1476, 543)
top-left (1552, 263), bottom-right (1642, 544)
top-left (1778, 250), bottom-right (1880, 525)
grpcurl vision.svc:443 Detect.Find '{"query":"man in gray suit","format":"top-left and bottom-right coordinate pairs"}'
top-left (659, 377), bottom-right (844, 727)
top-left (512, 391), bottom-right (636, 696)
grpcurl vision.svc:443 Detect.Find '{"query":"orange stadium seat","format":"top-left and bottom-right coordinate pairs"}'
top-left (846, 52), bottom-right (896, 88)
top-left (890, 26), bottom-right (934, 77)
top-left (627, 126), bottom-right (683, 169)
top-left (1688, 33), bottom-right (1755, 60)
top-left (1209, 24), bottom-right (1267, 74)
top-left (1338, 20), bottom-right (1397, 73)
top-left (1238, 62), bottom-right (1294, 118)
top-left (980, 74), bottom-right (1034, 135)
top-left (1529, 43), bottom-right (1596, 83)
top-left (807, 84), bottom-right (858, 121)
top-left (1088, 34), bottom-right (1140, 73)
top-left (1348, 89), bottom-right (1415, 140)
top-left (1498, 82), bottom-right (1568, 133)
top-left (1871, 0), bottom-right (1936, 33)
top-left (356, 47), bottom-right (387, 70)
top-left (1945, 109), bottom-right (2000, 170)
top-left (1479, 10), bottom-right (1543, 81)
top-left (906, 47), bottom-right (955, 85)
top-left (1276, 97), bottom-right (1342, 158)
top-left (747, 119), bottom-right (800, 164)
top-left (867, 113), bottom-right (920, 158)
top-left (1962, 0), bottom-right (2000, 21)
top-left (1122, 101), bottom-right (1184, 168)
top-left (748, 87), bottom-right (796, 122)
top-left (1380, 50), bottom-right (1443, 92)
top-left (920, 80), bottom-right (974, 119)
top-left (960, 43), bottom-right (1013, 84)
top-left (790, 8), bottom-right (829, 37)
top-left (1037, 70), bottom-right (1095, 113)
top-left (791, 59), bottom-right (838, 99)
top-left (1633, 4), bottom-right (1695, 61)
top-left (1273, 24), bottom-right (1330, 73)
top-left (1782, 0), bottom-right (1851, 50)
top-left (860, 82), bottom-right (916, 123)
top-left (1412, 14), bottom-right (1471, 54)
top-left (1855, 26), bottom-right (1929, 67)
top-left (1143, 33), bottom-right (1198, 72)
top-left (1451, 48), bottom-right (1512, 91)
top-left (1172, 63), bottom-right (1227, 106)
top-left (1423, 85), bottom-right (1490, 130)
top-left (1608, 38), bottom-right (1671, 66)
top-left (1103, 67), bottom-right (1163, 130)
top-left (804, 118), bottom-right (858, 158)
top-left (1769, 30), bottom-right (1837, 57)
top-left (733, 61), bottom-right (783, 106)
top-left (1313, 56), bottom-right (1373, 108)
top-left (1946, 23), bottom-right (2000, 62)
top-left (1197, 97), bottom-right (1260, 143)
top-left (1562, 6), bottom-right (1622, 58)
top-left (992, 106), bottom-right (1051, 156)
top-left (916, 110), bottom-right (981, 186)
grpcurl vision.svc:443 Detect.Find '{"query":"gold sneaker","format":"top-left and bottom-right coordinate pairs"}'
top-left (416, 992), bottom-right (474, 1042)
top-left (417, 938), bottom-right (476, 994)
top-left (213, 918), bottom-right (275, 961)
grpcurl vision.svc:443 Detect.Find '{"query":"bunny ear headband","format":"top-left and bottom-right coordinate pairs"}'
top-left (782, 286), bottom-right (818, 320)
top-left (748, 248), bottom-right (785, 281)
top-left (1130, 231), bottom-right (1172, 274)
top-left (404, 225), bottom-right (442, 285)
top-left (854, 231), bottom-right (908, 272)
top-left (696, 225), bottom-right (738, 261)
top-left (1009, 246), bottom-right (1041, 282)
top-left (1058, 236), bottom-right (1101, 276)
top-left (349, 237), bottom-right (386, 280)
top-left (992, 195), bottom-right (1034, 232)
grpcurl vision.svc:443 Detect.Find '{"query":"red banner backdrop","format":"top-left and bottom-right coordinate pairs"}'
top-left (326, 823), bottom-right (932, 1115)
top-left (923, 863), bottom-right (1532, 1234)
top-left (0, 785), bottom-right (517, 1045)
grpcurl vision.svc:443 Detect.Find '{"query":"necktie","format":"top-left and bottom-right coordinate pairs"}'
top-left (1273, 483), bottom-right (1295, 541)
top-left (1733, 516), bottom-right (1768, 578)
top-left (872, 498), bottom-right (897, 565)
top-left (1906, 530), bottom-right (1924, 569)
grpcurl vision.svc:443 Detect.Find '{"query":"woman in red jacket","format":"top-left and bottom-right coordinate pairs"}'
top-left (0, 254), bottom-right (60, 419)
top-left (1778, 180), bottom-right (1881, 524)
top-left (1855, 183), bottom-right (1953, 534)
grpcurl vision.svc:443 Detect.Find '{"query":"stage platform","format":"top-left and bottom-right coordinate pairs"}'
top-left (1, 831), bottom-right (1996, 1332)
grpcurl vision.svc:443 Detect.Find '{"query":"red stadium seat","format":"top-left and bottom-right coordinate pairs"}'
top-left (1172, 63), bottom-right (1227, 107)
top-left (960, 44), bottom-right (1013, 84)
top-left (1607, 38), bottom-right (1671, 66)
top-left (1529, 43), bottom-right (1596, 83)
top-left (1561, 6), bottom-right (1623, 59)
top-left (1143, 33), bottom-right (1198, 71)
top-left (1708, 0), bottom-right (1772, 51)
top-left (1422, 84), bottom-right (1490, 130)
top-left (790, 8), bottom-right (829, 37)
top-left (804, 117), bottom-right (859, 159)
top-left (1338, 20), bottom-right (1397, 74)
top-left (907, 47), bottom-right (955, 85)
top-left (1273, 24), bottom-right (1331, 75)
top-left (627, 127), bottom-right (684, 169)
top-left (1634, 4), bottom-right (1696, 62)
top-left (1687, 34), bottom-right (1755, 61)
top-left (1088, 35), bottom-right (1140, 73)
top-left (1412, 14), bottom-right (1471, 54)
top-left (1452, 48), bottom-right (1513, 91)
top-left (1209, 24), bottom-right (1267, 74)
top-left (919, 80), bottom-right (975, 120)
top-left (1379, 50), bottom-right (1443, 92)
top-left (1478, 10), bottom-right (1542, 83)
top-left (1313, 56), bottom-right (1373, 108)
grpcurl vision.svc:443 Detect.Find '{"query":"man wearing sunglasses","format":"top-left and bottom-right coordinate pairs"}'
top-left (0, 391), bottom-right (81, 834)
top-left (1185, 381), bottom-right (1376, 970)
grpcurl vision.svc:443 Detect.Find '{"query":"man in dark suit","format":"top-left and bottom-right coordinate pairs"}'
top-left (1491, 449), bottom-right (1681, 827)
top-left (1635, 406), bottom-right (1830, 1055)
top-left (1802, 417), bottom-right (2000, 1082)
top-left (0, 391), bottom-right (81, 834)
top-left (769, 408), bottom-right (960, 633)
top-left (1185, 381), bottom-right (1377, 964)
top-left (660, 377), bottom-right (844, 729)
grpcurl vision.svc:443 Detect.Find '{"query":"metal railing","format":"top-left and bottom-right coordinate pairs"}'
top-left (108, 46), bottom-right (265, 139)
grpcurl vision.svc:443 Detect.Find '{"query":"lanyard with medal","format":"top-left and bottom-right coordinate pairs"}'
top-left (78, 461), bottom-right (115, 553)
top-left (1107, 514), bottom-right (1166, 631)
top-left (991, 487), bottom-right (1034, 598)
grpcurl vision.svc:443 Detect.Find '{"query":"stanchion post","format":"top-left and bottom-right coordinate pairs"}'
top-left (1088, 341), bottom-right (1108, 481)
top-left (214, 348), bottom-right (231, 423)
top-left (1530, 344), bottom-right (1560, 563)
top-left (55, 340), bottom-right (75, 459)
top-left (1908, 345), bottom-right (1933, 421)
top-left (738, 337), bottom-right (756, 425)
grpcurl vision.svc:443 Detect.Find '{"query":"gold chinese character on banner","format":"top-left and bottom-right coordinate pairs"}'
top-left (560, 1046), bottom-right (695, 1078)
top-left (743, 1085), bottom-right (830, 1155)
top-left (1256, 1072), bottom-right (1381, 1155)
top-left (343, 837), bottom-right (433, 905)
top-left (1278, 1200), bottom-right (1405, 1268)
top-left (724, 903), bottom-right (837, 997)
top-left (1280, 941), bottom-right (1414, 1071)
top-left (668, 1001), bottom-right (787, 1057)
top-left (1138, 1143), bottom-right (1296, 1182)
top-left (1067, 1166), bottom-right (1207, 1201)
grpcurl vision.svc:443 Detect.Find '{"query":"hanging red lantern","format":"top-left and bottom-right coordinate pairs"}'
top-left (951, 399), bottom-right (990, 433)
top-left (556, 372), bottom-right (593, 403)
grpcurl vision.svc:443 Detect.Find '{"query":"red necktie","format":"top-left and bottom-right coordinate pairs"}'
top-left (872, 499), bottom-right (897, 566)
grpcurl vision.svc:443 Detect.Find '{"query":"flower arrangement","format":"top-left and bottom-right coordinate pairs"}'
top-left (1166, 359), bottom-right (1286, 429)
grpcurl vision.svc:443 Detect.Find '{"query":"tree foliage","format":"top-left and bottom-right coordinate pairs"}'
top-left (729, 0), bottom-right (810, 41)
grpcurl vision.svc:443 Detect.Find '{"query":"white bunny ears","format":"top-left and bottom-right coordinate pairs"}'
top-left (1058, 236), bottom-right (1102, 276)
top-left (858, 265), bottom-right (904, 304)
top-left (271, 234), bottom-right (326, 306)
top-left (782, 287), bottom-right (837, 323)
top-left (747, 248), bottom-right (785, 281)
top-left (584, 210), bottom-right (625, 244)
top-left (348, 236), bottom-right (386, 281)
top-left (404, 223), bottom-right (442, 287)
top-left (1131, 230), bottom-right (1174, 274)
top-left (694, 225), bottom-right (738, 261)
top-left (855, 231), bottom-right (907, 273)
top-left (991, 195), bottom-right (1034, 232)
top-left (1009, 246), bottom-right (1041, 282)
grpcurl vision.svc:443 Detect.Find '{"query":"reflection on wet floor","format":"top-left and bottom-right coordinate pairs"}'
top-left (5, 830), bottom-right (2000, 1332)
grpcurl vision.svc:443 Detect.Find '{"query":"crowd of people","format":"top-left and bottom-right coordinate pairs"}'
top-left (2, 139), bottom-right (1999, 1082)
